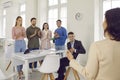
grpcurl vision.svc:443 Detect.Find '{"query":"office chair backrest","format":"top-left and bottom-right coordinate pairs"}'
top-left (39, 54), bottom-right (60, 73)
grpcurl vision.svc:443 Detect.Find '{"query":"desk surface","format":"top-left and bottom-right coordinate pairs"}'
top-left (12, 49), bottom-right (65, 80)
top-left (13, 50), bottom-right (65, 60)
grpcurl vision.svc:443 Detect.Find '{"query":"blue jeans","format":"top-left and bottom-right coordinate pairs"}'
top-left (29, 48), bottom-right (39, 68)
top-left (55, 45), bottom-right (65, 57)
top-left (15, 40), bottom-right (26, 72)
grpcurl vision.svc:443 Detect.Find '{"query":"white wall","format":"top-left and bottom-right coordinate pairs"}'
top-left (67, 0), bottom-right (94, 53)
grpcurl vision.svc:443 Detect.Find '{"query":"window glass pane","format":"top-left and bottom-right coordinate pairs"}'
top-left (48, 0), bottom-right (67, 34)
top-left (60, 18), bottom-right (67, 29)
top-left (61, 0), bottom-right (67, 4)
top-left (48, 0), bottom-right (58, 6)
top-left (3, 17), bottom-right (6, 36)
top-left (20, 14), bottom-right (25, 27)
top-left (103, 0), bottom-right (120, 19)
top-left (48, 9), bottom-right (58, 18)
top-left (48, 8), bottom-right (58, 33)
top-left (48, 18), bottom-right (57, 33)
top-left (3, 9), bottom-right (6, 15)
top-left (60, 7), bottom-right (67, 18)
top-left (112, 0), bottom-right (120, 8)
top-left (101, 0), bottom-right (120, 41)
top-left (48, 10), bottom-right (52, 18)
top-left (103, 0), bottom-right (111, 14)
top-left (60, 7), bottom-right (67, 28)
top-left (20, 4), bottom-right (26, 12)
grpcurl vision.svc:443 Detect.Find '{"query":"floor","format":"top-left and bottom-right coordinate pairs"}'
top-left (0, 46), bottom-right (85, 80)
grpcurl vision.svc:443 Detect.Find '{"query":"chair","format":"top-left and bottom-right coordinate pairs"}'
top-left (6, 55), bottom-right (25, 72)
top-left (5, 43), bottom-right (14, 71)
top-left (38, 55), bottom-right (60, 80)
top-left (6, 48), bottom-right (30, 71)
top-left (64, 67), bottom-right (80, 80)
top-left (0, 69), bottom-right (17, 80)
top-left (64, 54), bottom-right (86, 80)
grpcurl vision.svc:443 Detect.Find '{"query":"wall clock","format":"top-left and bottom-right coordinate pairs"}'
top-left (75, 12), bottom-right (81, 21)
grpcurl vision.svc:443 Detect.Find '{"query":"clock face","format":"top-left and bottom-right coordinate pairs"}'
top-left (75, 12), bottom-right (81, 20)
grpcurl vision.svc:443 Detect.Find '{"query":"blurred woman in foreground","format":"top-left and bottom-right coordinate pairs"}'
top-left (67, 8), bottom-right (120, 80)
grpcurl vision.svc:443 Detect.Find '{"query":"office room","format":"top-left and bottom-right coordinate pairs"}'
top-left (0, 0), bottom-right (120, 80)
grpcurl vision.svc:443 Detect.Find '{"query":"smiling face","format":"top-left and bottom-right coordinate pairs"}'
top-left (56, 21), bottom-right (62, 27)
top-left (16, 18), bottom-right (22, 25)
top-left (31, 19), bottom-right (36, 26)
top-left (44, 23), bottom-right (49, 30)
top-left (68, 34), bottom-right (75, 42)
top-left (15, 16), bottom-right (22, 26)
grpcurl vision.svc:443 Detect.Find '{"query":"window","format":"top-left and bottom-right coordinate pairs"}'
top-left (48, 0), bottom-right (58, 6)
top-left (3, 18), bottom-right (6, 36)
top-left (3, 9), bottom-right (6, 15)
top-left (2, 9), bottom-right (6, 37)
top-left (61, 0), bottom-right (67, 4)
top-left (20, 3), bottom-right (25, 12)
top-left (20, 3), bottom-right (26, 27)
top-left (95, 0), bottom-right (120, 41)
top-left (60, 7), bottom-right (67, 27)
top-left (103, 0), bottom-right (120, 17)
top-left (48, 0), bottom-right (67, 33)
top-left (48, 9), bottom-right (58, 31)
top-left (112, 0), bottom-right (120, 8)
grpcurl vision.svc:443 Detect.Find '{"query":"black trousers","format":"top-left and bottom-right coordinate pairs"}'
top-left (57, 53), bottom-right (78, 80)
top-left (29, 48), bottom-right (39, 68)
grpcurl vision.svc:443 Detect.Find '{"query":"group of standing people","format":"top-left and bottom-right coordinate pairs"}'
top-left (12, 16), bottom-right (68, 79)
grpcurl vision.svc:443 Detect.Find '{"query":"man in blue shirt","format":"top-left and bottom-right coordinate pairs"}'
top-left (54, 19), bottom-right (67, 56)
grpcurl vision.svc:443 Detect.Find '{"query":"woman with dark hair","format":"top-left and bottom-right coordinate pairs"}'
top-left (41, 23), bottom-right (52, 49)
top-left (67, 8), bottom-right (120, 80)
top-left (12, 16), bottom-right (26, 79)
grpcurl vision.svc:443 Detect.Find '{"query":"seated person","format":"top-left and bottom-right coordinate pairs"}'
top-left (55, 31), bottom-right (86, 80)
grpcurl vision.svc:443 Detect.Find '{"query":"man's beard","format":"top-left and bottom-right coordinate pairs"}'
top-left (32, 24), bottom-right (36, 26)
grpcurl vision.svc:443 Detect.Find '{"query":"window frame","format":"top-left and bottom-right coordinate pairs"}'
top-left (2, 9), bottom-right (7, 37)
top-left (19, 3), bottom-right (26, 28)
top-left (95, 0), bottom-right (120, 41)
top-left (47, 0), bottom-right (67, 33)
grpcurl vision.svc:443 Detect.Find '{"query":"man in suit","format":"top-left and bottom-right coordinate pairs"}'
top-left (55, 32), bottom-right (86, 80)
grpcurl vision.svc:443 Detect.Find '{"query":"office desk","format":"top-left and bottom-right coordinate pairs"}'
top-left (12, 50), bottom-right (65, 80)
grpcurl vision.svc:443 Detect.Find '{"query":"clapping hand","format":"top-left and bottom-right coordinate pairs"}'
top-left (38, 30), bottom-right (41, 38)
top-left (69, 48), bottom-right (75, 53)
top-left (16, 32), bottom-right (21, 39)
top-left (66, 51), bottom-right (74, 61)
top-left (54, 32), bottom-right (59, 38)
top-left (46, 33), bottom-right (49, 39)
top-left (22, 32), bottom-right (26, 37)
top-left (34, 30), bottom-right (37, 35)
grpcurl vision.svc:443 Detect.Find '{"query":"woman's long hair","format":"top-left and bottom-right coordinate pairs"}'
top-left (42, 23), bottom-right (49, 30)
top-left (15, 16), bottom-right (22, 27)
top-left (105, 8), bottom-right (120, 41)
